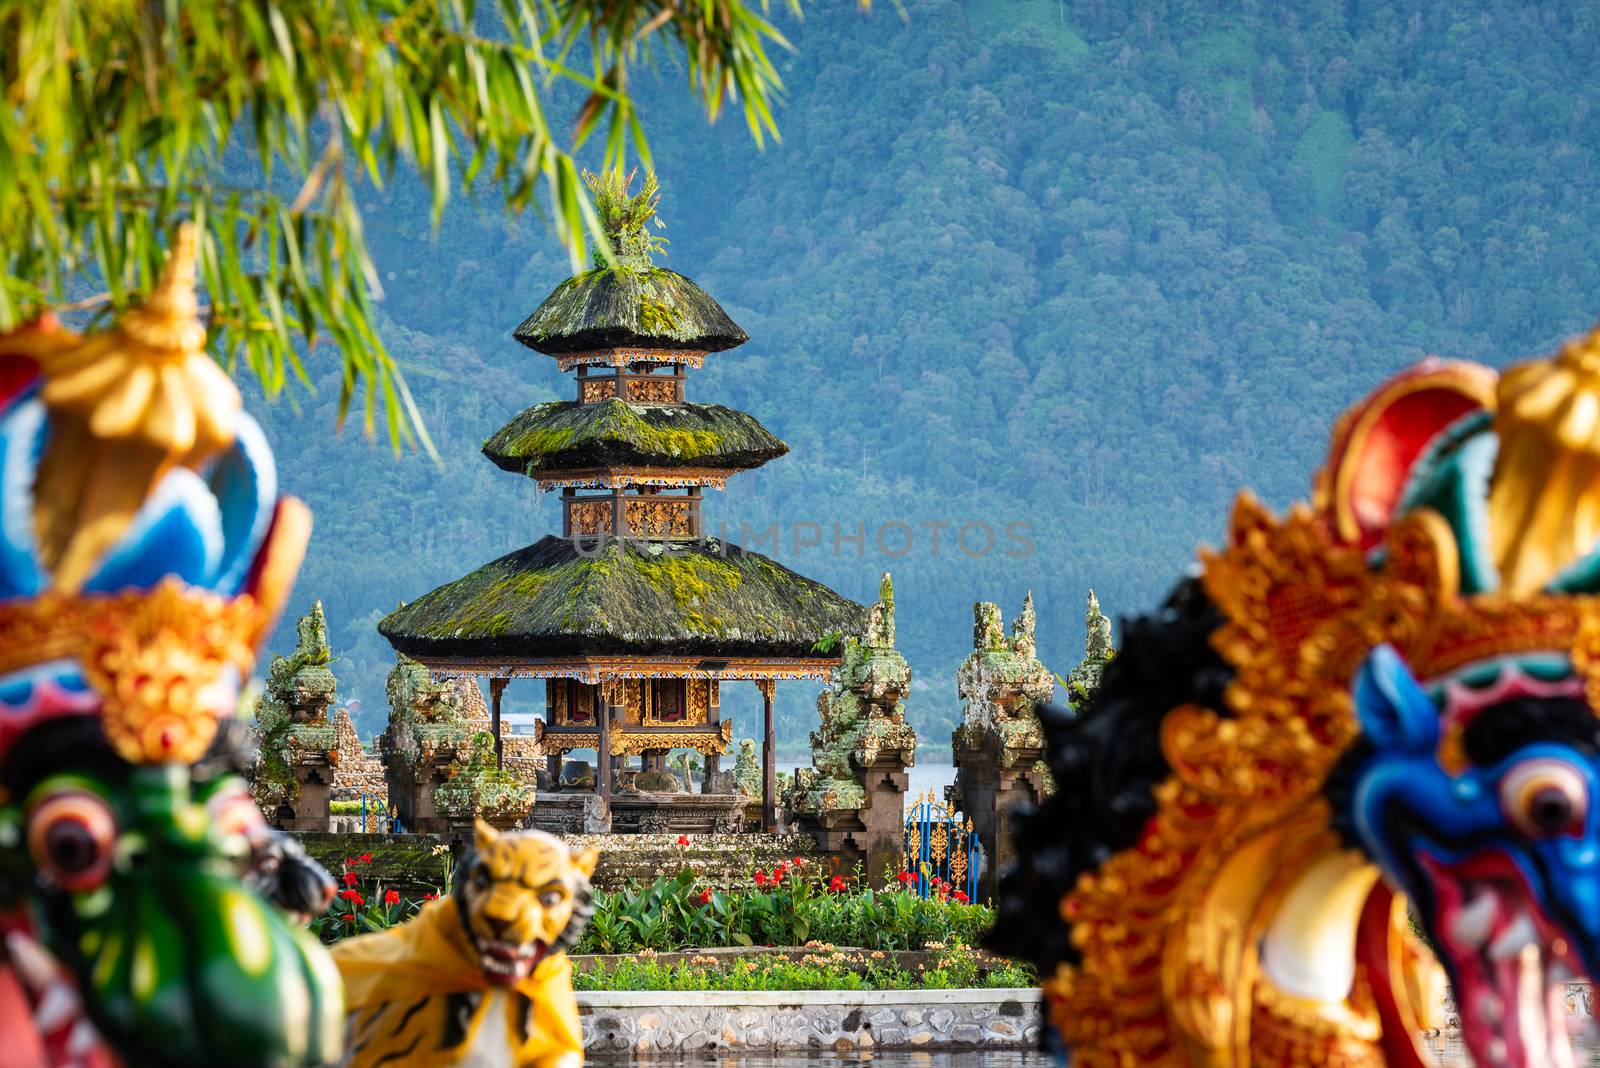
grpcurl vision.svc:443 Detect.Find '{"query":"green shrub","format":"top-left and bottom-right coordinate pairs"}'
top-left (574, 946), bottom-right (1035, 991)
top-left (572, 865), bottom-right (991, 955)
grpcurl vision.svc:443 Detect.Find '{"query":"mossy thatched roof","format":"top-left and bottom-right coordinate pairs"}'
top-left (482, 399), bottom-right (787, 475)
top-left (513, 267), bottom-right (748, 355)
top-left (379, 536), bottom-right (867, 660)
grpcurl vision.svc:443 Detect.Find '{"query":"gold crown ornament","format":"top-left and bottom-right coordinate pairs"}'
top-left (0, 226), bottom-right (309, 767)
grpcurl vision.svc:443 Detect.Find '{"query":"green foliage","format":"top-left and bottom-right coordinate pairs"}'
top-left (259, 1), bottom-right (1600, 758)
top-left (573, 868), bottom-right (990, 955)
top-left (586, 169), bottom-right (668, 269)
top-left (574, 948), bottom-right (1034, 991)
top-left (0, 0), bottom-right (811, 447)
top-left (1292, 112), bottom-right (1357, 216)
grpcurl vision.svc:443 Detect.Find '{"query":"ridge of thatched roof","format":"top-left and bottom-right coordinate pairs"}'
top-left (513, 266), bottom-right (747, 355)
top-left (378, 536), bottom-right (867, 660)
top-left (482, 399), bottom-right (787, 476)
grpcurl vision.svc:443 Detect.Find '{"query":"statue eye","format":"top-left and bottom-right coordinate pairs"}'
top-left (1500, 759), bottom-right (1588, 837)
top-left (27, 792), bottom-right (117, 892)
top-left (539, 889), bottom-right (565, 908)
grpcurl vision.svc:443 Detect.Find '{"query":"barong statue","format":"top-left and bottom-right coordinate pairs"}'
top-left (994, 332), bottom-right (1600, 1068)
top-left (0, 227), bottom-right (342, 1067)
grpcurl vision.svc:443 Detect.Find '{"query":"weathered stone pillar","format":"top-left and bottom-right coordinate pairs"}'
top-left (948, 593), bottom-right (1054, 902)
top-left (376, 656), bottom-right (485, 835)
top-left (249, 601), bottom-right (340, 832)
top-left (790, 574), bottom-right (916, 887)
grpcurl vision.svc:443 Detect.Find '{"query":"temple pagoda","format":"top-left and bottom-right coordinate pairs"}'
top-left (379, 172), bottom-right (865, 832)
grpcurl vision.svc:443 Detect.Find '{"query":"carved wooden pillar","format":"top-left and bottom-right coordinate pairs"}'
top-left (598, 680), bottom-right (614, 804)
top-left (758, 678), bottom-right (777, 832)
top-left (489, 676), bottom-right (508, 770)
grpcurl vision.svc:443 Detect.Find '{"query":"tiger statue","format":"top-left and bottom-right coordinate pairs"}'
top-left (992, 328), bottom-right (1600, 1068)
top-left (332, 820), bottom-right (598, 1068)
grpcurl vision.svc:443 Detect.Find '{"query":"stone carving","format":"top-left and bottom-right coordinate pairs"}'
top-left (377, 656), bottom-right (482, 833)
top-left (249, 601), bottom-right (339, 830)
top-left (788, 575), bottom-right (916, 885)
top-left (733, 738), bottom-right (761, 797)
top-left (949, 592), bottom-right (1056, 900)
top-left (433, 731), bottom-right (536, 831)
top-left (1062, 590), bottom-right (1115, 712)
top-left (952, 593), bottom-right (1054, 757)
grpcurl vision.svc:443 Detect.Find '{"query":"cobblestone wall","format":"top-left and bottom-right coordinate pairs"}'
top-left (578, 989), bottom-right (1040, 1054)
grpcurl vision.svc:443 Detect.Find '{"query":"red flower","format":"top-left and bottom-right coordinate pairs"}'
top-left (384, 889), bottom-right (400, 907)
top-left (772, 863), bottom-right (788, 881)
top-left (896, 871), bottom-right (914, 884)
top-left (423, 892), bottom-right (440, 901)
top-left (696, 889), bottom-right (713, 906)
top-left (953, 891), bottom-right (970, 904)
top-left (828, 875), bottom-right (846, 893)
top-left (341, 913), bottom-right (354, 922)
top-left (676, 835), bottom-right (690, 847)
top-left (341, 870), bottom-right (359, 888)
top-left (358, 853), bottom-right (374, 864)
top-left (342, 857), bottom-right (354, 868)
top-left (792, 857), bottom-right (806, 867)
top-left (754, 870), bottom-right (768, 888)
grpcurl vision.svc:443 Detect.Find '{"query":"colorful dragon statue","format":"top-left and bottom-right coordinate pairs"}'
top-left (0, 227), bottom-right (343, 1067)
top-left (993, 332), bottom-right (1600, 1068)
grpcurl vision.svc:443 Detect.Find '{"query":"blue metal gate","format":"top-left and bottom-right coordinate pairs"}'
top-left (902, 790), bottom-right (983, 902)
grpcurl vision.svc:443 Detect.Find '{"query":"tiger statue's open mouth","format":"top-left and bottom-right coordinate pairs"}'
top-left (476, 938), bottom-right (550, 985)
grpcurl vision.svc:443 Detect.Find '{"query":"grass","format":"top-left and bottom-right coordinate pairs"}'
top-left (575, 945), bottom-right (1035, 991)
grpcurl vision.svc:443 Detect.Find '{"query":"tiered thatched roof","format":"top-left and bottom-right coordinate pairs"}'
top-left (379, 536), bottom-right (866, 660)
top-left (482, 399), bottom-right (787, 477)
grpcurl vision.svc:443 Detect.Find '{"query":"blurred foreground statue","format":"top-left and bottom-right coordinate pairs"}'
top-left (0, 226), bottom-right (343, 1067)
top-left (993, 332), bottom-right (1600, 1068)
top-left (333, 820), bottom-right (594, 1068)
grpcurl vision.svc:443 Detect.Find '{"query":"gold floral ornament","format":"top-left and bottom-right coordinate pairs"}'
top-left (1491, 324), bottom-right (1600, 597)
top-left (30, 223), bottom-right (242, 593)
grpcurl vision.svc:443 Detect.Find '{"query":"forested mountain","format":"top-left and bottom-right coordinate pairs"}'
top-left (252, 0), bottom-right (1600, 754)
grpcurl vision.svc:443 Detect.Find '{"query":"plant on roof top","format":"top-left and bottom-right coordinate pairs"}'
top-left (587, 169), bottom-right (669, 271)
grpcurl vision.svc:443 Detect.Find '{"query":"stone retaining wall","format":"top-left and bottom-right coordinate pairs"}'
top-left (577, 988), bottom-right (1040, 1054)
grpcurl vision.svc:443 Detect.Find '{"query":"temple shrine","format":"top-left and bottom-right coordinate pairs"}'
top-left (379, 173), bottom-right (865, 833)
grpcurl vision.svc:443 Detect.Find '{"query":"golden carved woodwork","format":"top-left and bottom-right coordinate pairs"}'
top-left (624, 497), bottom-right (693, 538)
top-left (566, 500), bottom-right (613, 536)
top-left (756, 679), bottom-right (777, 701)
top-left (531, 718), bottom-right (732, 757)
top-left (1049, 487), bottom-right (1600, 1068)
top-left (642, 678), bottom-right (688, 724)
top-left (573, 683), bottom-right (595, 724)
top-left (534, 468), bottom-right (730, 491)
top-left (625, 377), bottom-right (678, 404)
top-left (686, 679), bottom-right (709, 724)
top-left (553, 348), bottom-right (705, 372)
top-left (549, 681), bottom-right (568, 722)
top-left (580, 378), bottom-right (617, 403)
top-left (624, 679), bottom-right (644, 723)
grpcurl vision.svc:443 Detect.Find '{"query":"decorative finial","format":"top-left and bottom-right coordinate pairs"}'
top-left (584, 168), bottom-right (668, 271)
top-left (31, 223), bottom-right (242, 590)
top-left (1490, 323), bottom-right (1600, 596)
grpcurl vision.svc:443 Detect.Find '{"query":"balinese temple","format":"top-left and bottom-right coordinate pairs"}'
top-left (379, 173), bottom-right (865, 832)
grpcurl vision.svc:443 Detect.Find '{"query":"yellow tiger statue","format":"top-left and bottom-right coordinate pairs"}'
top-left (332, 820), bottom-right (598, 1068)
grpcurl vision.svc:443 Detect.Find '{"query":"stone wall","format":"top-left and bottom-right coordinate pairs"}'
top-left (329, 708), bottom-right (386, 800)
top-left (578, 988), bottom-right (1041, 1054)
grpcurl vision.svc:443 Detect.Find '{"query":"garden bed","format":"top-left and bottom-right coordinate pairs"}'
top-left (578, 987), bottom-right (1041, 1054)
top-left (573, 944), bottom-right (1031, 991)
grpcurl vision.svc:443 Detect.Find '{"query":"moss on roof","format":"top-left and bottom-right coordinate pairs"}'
top-left (482, 398), bottom-right (788, 475)
top-left (378, 536), bottom-right (867, 660)
top-left (512, 267), bottom-right (748, 355)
